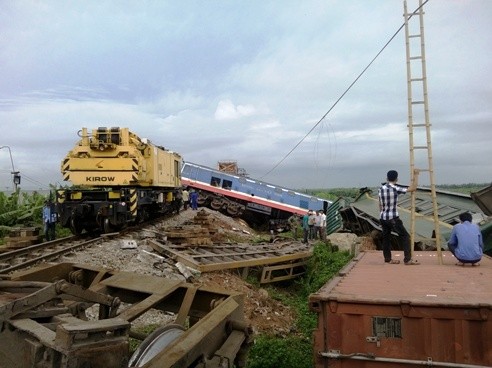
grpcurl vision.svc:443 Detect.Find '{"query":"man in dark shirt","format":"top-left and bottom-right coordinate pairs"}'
top-left (378, 169), bottom-right (420, 265)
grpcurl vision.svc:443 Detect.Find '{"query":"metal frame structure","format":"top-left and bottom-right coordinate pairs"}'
top-left (149, 239), bottom-right (312, 284)
top-left (0, 262), bottom-right (251, 368)
top-left (403, 0), bottom-right (442, 263)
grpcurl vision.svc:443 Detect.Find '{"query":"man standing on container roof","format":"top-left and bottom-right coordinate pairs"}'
top-left (378, 169), bottom-right (420, 265)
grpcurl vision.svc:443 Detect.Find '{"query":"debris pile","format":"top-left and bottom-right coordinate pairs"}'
top-left (60, 207), bottom-right (374, 336)
top-left (2, 227), bottom-right (42, 249)
top-left (163, 209), bottom-right (221, 245)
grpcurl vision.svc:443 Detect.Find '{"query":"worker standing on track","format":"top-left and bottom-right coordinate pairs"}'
top-left (288, 214), bottom-right (300, 240)
top-left (302, 211), bottom-right (310, 244)
top-left (319, 210), bottom-right (327, 242)
top-left (308, 210), bottom-right (316, 240)
top-left (182, 188), bottom-right (190, 210)
top-left (314, 211), bottom-right (322, 240)
top-left (190, 190), bottom-right (199, 210)
top-left (173, 189), bottom-right (183, 214)
top-left (42, 199), bottom-right (56, 241)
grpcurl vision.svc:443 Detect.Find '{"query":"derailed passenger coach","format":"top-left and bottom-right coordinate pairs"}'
top-left (181, 161), bottom-right (342, 232)
top-left (57, 127), bottom-right (182, 234)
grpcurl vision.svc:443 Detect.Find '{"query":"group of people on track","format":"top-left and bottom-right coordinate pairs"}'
top-left (174, 187), bottom-right (199, 214)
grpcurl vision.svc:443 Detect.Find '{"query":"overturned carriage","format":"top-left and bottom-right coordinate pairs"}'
top-left (339, 186), bottom-right (492, 254)
top-left (181, 161), bottom-right (342, 234)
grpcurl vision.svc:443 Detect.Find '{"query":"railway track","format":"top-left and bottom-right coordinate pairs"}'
top-left (0, 235), bottom-right (103, 274)
top-left (0, 211), bottom-right (177, 275)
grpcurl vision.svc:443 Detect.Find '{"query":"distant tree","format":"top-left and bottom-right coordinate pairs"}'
top-left (0, 191), bottom-right (47, 240)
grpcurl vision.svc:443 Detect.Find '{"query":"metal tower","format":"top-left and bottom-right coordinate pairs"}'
top-left (403, 0), bottom-right (442, 263)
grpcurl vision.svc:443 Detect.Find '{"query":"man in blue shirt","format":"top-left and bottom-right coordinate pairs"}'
top-left (448, 212), bottom-right (483, 266)
top-left (378, 169), bottom-right (420, 265)
top-left (190, 190), bottom-right (199, 210)
top-left (42, 200), bottom-right (57, 241)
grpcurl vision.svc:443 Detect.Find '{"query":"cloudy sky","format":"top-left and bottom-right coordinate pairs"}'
top-left (0, 0), bottom-right (490, 192)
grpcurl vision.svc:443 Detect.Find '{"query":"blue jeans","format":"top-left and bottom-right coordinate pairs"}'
top-left (447, 242), bottom-right (481, 264)
top-left (303, 228), bottom-right (309, 243)
top-left (380, 217), bottom-right (411, 263)
top-left (44, 222), bottom-right (56, 241)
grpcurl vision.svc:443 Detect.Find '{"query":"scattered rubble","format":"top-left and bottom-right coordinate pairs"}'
top-left (327, 232), bottom-right (376, 253)
top-left (2, 227), bottom-right (42, 249)
top-left (60, 207), bottom-right (373, 336)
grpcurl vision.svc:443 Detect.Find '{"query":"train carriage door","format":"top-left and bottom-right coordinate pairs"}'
top-left (174, 158), bottom-right (181, 187)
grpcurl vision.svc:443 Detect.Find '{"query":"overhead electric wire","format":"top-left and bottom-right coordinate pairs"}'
top-left (20, 174), bottom-right (51, 189)
top-left (261, 0), bottom-right (429, 179)
top-left (22, 175), bottom-right (45, 187)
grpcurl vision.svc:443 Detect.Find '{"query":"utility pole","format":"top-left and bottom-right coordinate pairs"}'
top-left (0, 146), bottom-right (21, 193)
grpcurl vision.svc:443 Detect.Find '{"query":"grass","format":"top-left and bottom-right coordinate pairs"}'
top-left (246, 242), bottom-right (353, 368)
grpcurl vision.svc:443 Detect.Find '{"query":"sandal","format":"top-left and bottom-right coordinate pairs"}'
top-left (386, 260), bottom-right (400, 264)
top-left (404, 259), bottom-right (419, 265)
top-left (455, 262), bottom-right (464, 267)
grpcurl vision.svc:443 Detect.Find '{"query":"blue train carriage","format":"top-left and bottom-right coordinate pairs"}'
top-left (181, 161), bottom-right (330, 228)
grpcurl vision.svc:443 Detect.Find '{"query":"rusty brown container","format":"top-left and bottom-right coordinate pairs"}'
top-left (309, 250), bottom-right (492, 368)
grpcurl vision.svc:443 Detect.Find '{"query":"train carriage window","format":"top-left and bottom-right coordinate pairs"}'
top-left (222, 179), bottom-right (232, 190)
top-left (211, 177), bottom-right (221, 187)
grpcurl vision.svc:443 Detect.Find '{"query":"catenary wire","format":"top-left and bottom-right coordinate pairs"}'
top-left (17, 174), bottom-right (51, 190)
top-left (260, 0), bottom-right (429, 179)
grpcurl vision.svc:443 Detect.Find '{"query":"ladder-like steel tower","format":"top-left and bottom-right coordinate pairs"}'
top-left (403, 0), bottom-right (443, 263)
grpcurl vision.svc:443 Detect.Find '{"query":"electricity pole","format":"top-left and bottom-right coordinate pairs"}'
top-left (0, 146), bottom-right (21, 192)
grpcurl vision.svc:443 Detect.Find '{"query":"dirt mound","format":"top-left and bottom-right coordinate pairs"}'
top-left (196, 272), bottom-right (296, 336)
top-left (62, 207), bottom-right (297, 335)
top-left (61, 207), bottom-right (373, 337)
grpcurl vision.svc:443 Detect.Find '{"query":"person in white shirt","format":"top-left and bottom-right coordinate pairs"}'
top-left (319, 210), bottom-right (327, 241)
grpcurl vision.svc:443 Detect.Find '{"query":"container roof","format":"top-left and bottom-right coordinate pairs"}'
top-left (313, 250), bottom-right (492, 308)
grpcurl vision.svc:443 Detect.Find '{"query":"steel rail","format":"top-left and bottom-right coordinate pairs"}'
top-left (0, 237), bottom-right (103, 274)
top-left (0, 236), bottom-right (77, 263)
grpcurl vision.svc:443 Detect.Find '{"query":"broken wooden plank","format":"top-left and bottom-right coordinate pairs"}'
top-left (148, 239), bottom-right (312, 272)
